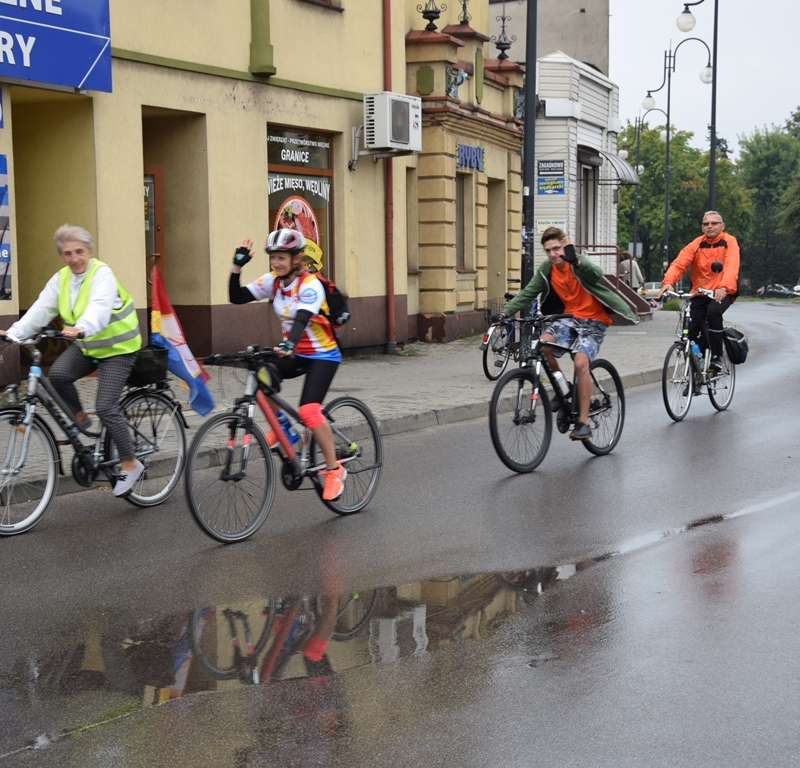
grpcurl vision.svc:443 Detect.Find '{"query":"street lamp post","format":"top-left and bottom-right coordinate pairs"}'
top-left (677, 0), bottom-right (718, 210)
top-left (642, 37), bottom-right (712, 271)
top-left (628, 111), bottom-right (665, 274)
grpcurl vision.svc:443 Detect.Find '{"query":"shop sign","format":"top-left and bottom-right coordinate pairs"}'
top-left (0, 154), bottom-right (12, 299)
top-left (537, 158), bottom-right (565, 194)
top-left (268, 128), bottom-right (330, 170)
top-left (456, 143), bottom-right (484, 172)
top-left (538, 160), bottom-right (564, 176)
top-left (0, 0), bottom-right (111, 92)
top-left (537, 176), bottom-right (565, 195)
top-left (268, 128), bottom-right (333, 276)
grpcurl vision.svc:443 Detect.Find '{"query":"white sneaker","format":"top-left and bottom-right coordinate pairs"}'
top-left (113, 460), bottom-right (145, 497)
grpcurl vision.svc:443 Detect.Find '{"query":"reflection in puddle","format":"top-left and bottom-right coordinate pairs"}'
top-left (1, 565), bottom-right (581, 757)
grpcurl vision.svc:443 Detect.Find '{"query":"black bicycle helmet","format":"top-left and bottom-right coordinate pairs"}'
top-left (265, 228), bottom-right (306, 253)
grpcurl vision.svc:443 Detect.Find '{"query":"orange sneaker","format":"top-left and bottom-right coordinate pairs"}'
top-left (321, 463), bottom-right (347, 501)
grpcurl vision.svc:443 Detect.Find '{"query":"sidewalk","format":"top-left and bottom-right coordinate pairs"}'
top-left (75, 309), bottom-right (678, 435)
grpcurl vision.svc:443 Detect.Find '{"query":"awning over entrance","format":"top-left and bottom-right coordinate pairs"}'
top-left (598, 150), bottom-right (640, 185)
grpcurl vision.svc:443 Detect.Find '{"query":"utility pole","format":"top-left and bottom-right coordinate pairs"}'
top-left (520, 0), bottom-right (538, 303)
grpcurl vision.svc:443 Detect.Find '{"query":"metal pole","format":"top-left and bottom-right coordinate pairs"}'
top-left (708, 0), bottom-right (718, 210)
top-left (521, 0), bottom-right (538, 298)
top-left (632, 117), bottom-right (641, 263)
top-left (663, 51), bottom-right (672, 273)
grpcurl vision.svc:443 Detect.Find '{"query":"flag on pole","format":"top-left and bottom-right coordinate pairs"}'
top-left (150, 266), bottom-right (215, 416)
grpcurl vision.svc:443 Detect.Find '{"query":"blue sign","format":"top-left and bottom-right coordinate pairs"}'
top-left (456, 143), bottom-right (485, 173)
top-left (537, 176), bottom-right (565, 195)
top-left (0, 0), bottom-right (111, 92)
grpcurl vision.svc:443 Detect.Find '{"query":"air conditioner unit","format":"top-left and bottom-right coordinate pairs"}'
top-left (363, 92), bottom-right (422, 152)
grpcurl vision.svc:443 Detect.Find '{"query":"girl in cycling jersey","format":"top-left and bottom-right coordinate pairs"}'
top-left (228, 228), bottom-right (346, 502)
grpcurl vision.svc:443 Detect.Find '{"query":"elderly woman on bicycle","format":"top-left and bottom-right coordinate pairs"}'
top-left (0, 224), bottom-right (144, 497)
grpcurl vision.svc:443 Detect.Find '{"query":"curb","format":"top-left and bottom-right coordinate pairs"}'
top-left (376, 366), bottom-right (663, 438)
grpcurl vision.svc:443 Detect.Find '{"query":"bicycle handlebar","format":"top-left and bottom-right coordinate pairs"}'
top-left (662, 288), bottom-right (715, 301)
top-left (202, 345), bottom-right (278, 367)
top-left (500, 312), bottom-right (574, 326)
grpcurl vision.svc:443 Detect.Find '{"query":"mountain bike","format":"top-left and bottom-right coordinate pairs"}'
top-left (479, 294), bottom-right (537, 380)
top-left (184, 346), bottom-right (383, 543)
top-left (488, 314), bottom-right (625, 473)
top-left (0, 331), bottom-right (188, 535)
top-left (661, 288), bottom-right (735, 421)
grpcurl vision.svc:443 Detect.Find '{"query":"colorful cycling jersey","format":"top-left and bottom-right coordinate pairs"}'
top-left (246, 271), bottom-right (341, 360)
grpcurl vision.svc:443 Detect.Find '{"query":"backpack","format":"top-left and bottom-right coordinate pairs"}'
top-left (315, 274), bottom-right (351, 328)
top-left (722, 327), bottom-right (748, 364)
top-left (272, 271), bottom-right (350, 328)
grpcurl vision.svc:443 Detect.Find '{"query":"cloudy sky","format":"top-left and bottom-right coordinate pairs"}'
top-left (608, 0), bottom-right (800, 158)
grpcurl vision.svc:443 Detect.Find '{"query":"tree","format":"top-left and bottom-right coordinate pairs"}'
top-left (737, 127), bottom-right (800, 290)
top-left (618, 121), bottom-right (707, 281)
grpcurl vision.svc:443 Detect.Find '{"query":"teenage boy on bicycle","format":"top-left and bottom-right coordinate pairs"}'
top-left (497, 227), bottom-right (637, 440)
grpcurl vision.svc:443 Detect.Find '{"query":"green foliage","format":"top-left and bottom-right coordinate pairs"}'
top-left (619, 106), bottom-right (800, 295)
top-left (737, 127), bottom-right (800, 289)
top-left (660, 298), bottom-right (683, 312)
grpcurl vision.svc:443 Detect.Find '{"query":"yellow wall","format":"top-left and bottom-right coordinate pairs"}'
top-left (11, 92), bottom-right (97, 309)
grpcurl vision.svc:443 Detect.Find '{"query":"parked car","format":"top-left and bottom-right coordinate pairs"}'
top-left (756, 284), bottom-right (799, 299)
top-left (640, 282), bottom-right (662, 300)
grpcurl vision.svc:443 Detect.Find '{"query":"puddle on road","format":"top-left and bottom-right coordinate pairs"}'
top-left (2, 498), bottom-right (787, 759)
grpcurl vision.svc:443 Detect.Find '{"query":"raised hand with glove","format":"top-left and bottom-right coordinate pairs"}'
top-left (231, 238), bottom-right (255, 271)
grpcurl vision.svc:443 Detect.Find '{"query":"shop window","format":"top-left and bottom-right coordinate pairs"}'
top-left (267, 127), bottom-right (334, 278)
top-left (455, 174), bottom-right (465, 268)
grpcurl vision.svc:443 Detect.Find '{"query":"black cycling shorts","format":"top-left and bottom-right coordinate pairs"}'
top-left (272, 355), bottom-right (339, 406)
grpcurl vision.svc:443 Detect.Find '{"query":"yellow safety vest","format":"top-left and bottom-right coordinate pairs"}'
top-left (58, 260), bottom-right (142, 359)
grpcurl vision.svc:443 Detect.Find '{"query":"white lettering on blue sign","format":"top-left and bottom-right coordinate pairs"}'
top-left (0, 0), bottom-right (110, 91)
top-left (0, 32), bottom-right (35, 66)
top-left (456, 144), bottom-right (485, 172)
top-left (0, 0), bottom-right (62, 14)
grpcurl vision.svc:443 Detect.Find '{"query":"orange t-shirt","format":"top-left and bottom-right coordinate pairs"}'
top-left (550, 263), bottom-right (611, 326)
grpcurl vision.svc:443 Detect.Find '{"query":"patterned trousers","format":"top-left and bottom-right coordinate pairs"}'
top-left (48, 344), bottom-right (139, 461)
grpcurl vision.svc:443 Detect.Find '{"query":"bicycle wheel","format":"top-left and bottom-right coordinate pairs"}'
top-left (327, 589), bottom-right (382, 641)
top-left (708, 345), bottom-right (736, 411)
top-left (310, 397), bottom-right (383, 515)
top-left (189, 601), bottom-right (278, 681)
top-left (583, 359), bottom-right (625, 456)
top-left (105, 391), bottom-right (186, 507)
top-left (184, 412), bottom-right (276, 542)
top-left (482, 325), bottom-right (512, 380)
top-left (489, 368), bottom-right (552, 473)
top-left (0, 410), bottom-right (59, 536)
top-left (662, 342), bottom-right (693, 421)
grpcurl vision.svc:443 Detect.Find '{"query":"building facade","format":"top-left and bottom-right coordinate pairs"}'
top-left (0, 0), bottom-right (632, 360)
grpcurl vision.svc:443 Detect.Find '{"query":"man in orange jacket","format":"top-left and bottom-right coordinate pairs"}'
top-left (658, 211), bottom-right (740, 370)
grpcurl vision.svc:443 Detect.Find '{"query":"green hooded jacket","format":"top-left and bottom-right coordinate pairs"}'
top-left (502, 257), bottom-right (638, 324)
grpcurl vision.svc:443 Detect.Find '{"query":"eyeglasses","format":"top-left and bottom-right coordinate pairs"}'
top-left (702, 221), bottom-right (723, 226)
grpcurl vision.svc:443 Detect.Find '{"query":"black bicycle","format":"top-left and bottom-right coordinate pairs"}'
top-left (0, 331), bottom-right (187, 535)
top-left (488, 314), bottom-right (625, 472)
top-left (661, 288), bottom-right (736, 420)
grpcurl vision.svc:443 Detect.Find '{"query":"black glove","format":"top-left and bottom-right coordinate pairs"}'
top-left (233, 246), bottom-right (252, 268)
top-left (562, 244), bottom-right (578, 265)
top-left (490, 313), bottom-right (506, 323)
top-left (277, 339), bottom-right (295, 354)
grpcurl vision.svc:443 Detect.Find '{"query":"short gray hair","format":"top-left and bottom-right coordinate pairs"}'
top-left (703, 211), bottom-right (724, 223)
top-left (54, 224), bottom-right (94, 255)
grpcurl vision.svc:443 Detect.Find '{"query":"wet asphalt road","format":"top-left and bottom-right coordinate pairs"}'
top-left (1, 301), bottom-right (799, 766)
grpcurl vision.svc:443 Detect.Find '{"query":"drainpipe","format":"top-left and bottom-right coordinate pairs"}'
top-left (249, 0), bottom-right (276, 75)
top-left (383, 0), bottom-right (396, 355)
